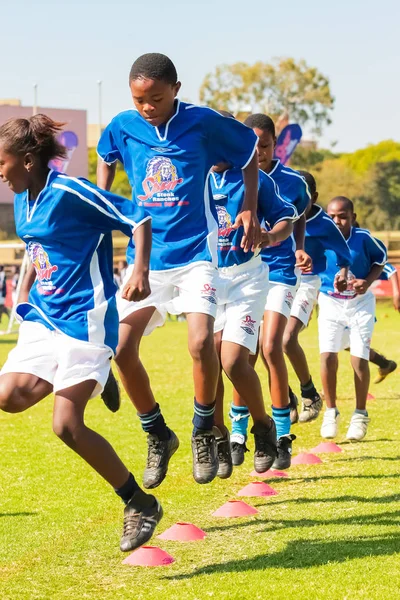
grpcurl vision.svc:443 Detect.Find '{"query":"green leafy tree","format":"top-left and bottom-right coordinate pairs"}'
top-left (199, 58), bottom-right (334, 135)
top-left (340, 140), bottom-right (400, 174)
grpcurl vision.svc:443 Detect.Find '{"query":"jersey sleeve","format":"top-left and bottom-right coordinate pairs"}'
top-left (294, 176), bottom-right (311, 217)
top-left (97, 120), bottom-right (123, 165)
top-left (320, 216), bottom-right (352, 268)
top-left (203, 109), bottom-right (258, 169)
top-left (52, 177), bottom-right (150, 235)
top-left (379, 262), bottom-right (396, 280)
top-left (257, 174), bottom-right (297, 227)
top-left (365, 233), bottom-right (387, 267)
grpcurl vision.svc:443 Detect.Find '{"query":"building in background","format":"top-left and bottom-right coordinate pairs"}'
top-left (0, 101), bottom-right (87, 236)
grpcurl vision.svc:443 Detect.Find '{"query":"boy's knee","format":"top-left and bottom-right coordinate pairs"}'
top-left (321, 352), bottom-right (337, 367)
top-left (221, 355), bottom-right (245, 381)
top-left (282, 330), bottom-right (297, 355)
top-left (52, 416), bottom-right (82, 447)
top-left (0, 382), bottom-right (21, 413)
top-left (262, 337), bottom-right (282, 363)
top-left (188, 328), bottom-right (214, 361)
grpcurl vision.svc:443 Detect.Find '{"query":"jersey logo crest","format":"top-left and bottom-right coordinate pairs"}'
top-left (27, 242), bottom-right (58, 293)
top-left (138, 156), bottom-right (184, 203)
top-left (240, 314), bottom-right (257, 335)
top-left (216, 205), bottom-right (234, 238)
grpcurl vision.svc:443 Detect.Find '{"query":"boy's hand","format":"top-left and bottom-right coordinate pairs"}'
top-left (295, 250), bottom-right (313, 273)
top-left (122, 269), bottom-right (151, 302)
top-left (393, 294), bottom-right (400, 312)
top-left (335, 273), bottom-right (348, 293)
top-left (233, 210), bottom-right (261, 252)
top-left (352, 279), bottom-right (369, 295)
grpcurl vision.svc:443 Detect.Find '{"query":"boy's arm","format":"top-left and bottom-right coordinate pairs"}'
top-left (390, 271), bottom-right (400, 311)
top-left (19, 264), bottom-right (36, 303)
top-left (353, 264), bottom-right (384, 295)
top-left (260, 220), bottom-right (293, 249)
top-left (234, 153), bottom-right (261, 252)
top-left (121, 219), bottom-right (152, 302)
top-left (294, 214), bottom-right (312, 273)
top-left (97, 160), bottom-right (117, 192)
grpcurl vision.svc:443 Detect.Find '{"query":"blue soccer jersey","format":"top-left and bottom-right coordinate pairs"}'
top-left (320, 227), bottom-right (387, 298)
top-left (14, 170), bottom-right (150, 352)
top-left (97, 101), bottom-right (258, 271)
top-left (210, 168), bottom-right (296, 268)
top-left (379, 262), bottom-right (397, 281)
top-left (303, 205), bottom-right (351, 276)
top-left (260, 159), bottom-right (311, 285)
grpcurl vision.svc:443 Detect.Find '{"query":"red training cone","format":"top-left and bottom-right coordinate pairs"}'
top-left (122, 546), bottom-right (175, 567)
top-left (367, 393), bottom-right (375, 400)
top-left (311, 442), bottom-right (342, 454)
top-left (158, 522), bottom-right (206, 542)
top-left (238, 481), bottom-right (278, 497)
top-left (212, 500), bottom-right (258, 518)
top-left (291, 452), bottom-right (322, 465)
top-left (250, 469), bottom-right (289, 478)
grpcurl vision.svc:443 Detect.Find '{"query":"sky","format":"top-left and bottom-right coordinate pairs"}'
top-left (2, 0), bottom-right (400, 152)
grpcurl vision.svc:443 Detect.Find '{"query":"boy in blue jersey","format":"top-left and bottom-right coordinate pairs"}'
top-left (0, 114), bottom-right (162, 553)
top-left (97, 54), bottom-right (261, 487)
top-left (230, 114), bottom-right (312, 470)
top-left (210, 135), bottom-right (297, 477)
top-left (319, 197), bottom-right (387, 441)
top-left (283, 172), bottom-right (351, 422)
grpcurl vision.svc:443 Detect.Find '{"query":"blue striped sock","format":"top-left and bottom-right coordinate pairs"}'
top-left (138, 403), bottom-right (169, 440)
top-left (272, 404), bottom-right (291, 439)
top-left (229, 404), bottom-right (250, 439)
top-left (192, 398), bottom-right (215, 433)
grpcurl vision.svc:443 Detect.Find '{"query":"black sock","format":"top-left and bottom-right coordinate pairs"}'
top-left (288, 386), bottom-right (296, 402)
top-left (192, 397), bottom-right (216, 433)
top-left (370, 350), bottom-right (390, 369)
top-left (115, 472), bottom-right (140, 504)
top-left (300, 378), bottom-right (317, 399)
top-left (138, 403), bottom-right (170, 440)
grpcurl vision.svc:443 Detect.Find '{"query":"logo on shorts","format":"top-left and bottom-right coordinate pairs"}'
top-left (138, 156), bottom-right (184, 204)
top-left (240, 314), bottom-right (257, 335)
top-left (27, 242), bottom-right (58, 294)
top-left (285, 291), bottom-right (294, 309)
top-left (300, 298), bottom-right (310, 313)
top-left (201, 283), bottom-right (217, 304)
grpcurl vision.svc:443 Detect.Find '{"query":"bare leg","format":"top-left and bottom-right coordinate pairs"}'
top-left (213, 331), bottom-right (225, 429)
top-left (232, 336), bottom-right (259, 408)
top-left (262, 310), bottom-right (289, 408)
top-left (283, 316), bottom-right (310, 386)
top-left (53, 380), bottom-right (130, 489)
top-left (0, 372), bottom-right (52, 413)
top-left (186, 312), bottom-right (219, 406)
top-left (115, 307), bottom-right (157, 414)
top-left (320, 352), bottom-right (338, 409)
top-left (350, 355), bottom-right (369, 411)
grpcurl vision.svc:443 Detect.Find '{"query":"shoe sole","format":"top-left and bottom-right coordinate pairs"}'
top-left (143, 436), bottom-right (180, 490)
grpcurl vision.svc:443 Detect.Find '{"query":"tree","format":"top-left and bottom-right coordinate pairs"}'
top-left (88, 148), bottom-right (131, 198)
top-left (199, 58), bottom-right (334, 135)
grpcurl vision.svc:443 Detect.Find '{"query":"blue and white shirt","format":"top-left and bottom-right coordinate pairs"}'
top-left (260, 159), bottom-right (311, 286)
top-left (14, 170), bottom-right (150, 353)
top-left (304, 205), bottom-right (351, 276)
top-left (97, 100), bottom-right (258, 271)
top-left (210, 168), bottom-right (296, 268)
top-left (379, 262), bottom-right (397, 281)
top-left (320, 227), bottom-right (387, 299)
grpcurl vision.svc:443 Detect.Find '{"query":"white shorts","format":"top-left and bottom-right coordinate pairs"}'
top-left (0, 321), bottom-right (112, 398)
top-left (290, 275), bottom-right (321, 327)
top-left (264, 281), bottom-right (299, 320)
top-left (117, 262), bottom-right (219, 336)
top-left (214, 257), bottom-right (269, 353)
top-left (318, 292), bottom-right (375, 360)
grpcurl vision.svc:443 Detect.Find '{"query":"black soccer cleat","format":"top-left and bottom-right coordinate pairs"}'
top-left (214, 427), bottom-right (233, 480)
top-left (120, 489), bottom-right (163, 552)
top-left (299, 392), bottom-right (323, 423)
top-left (101, 368), bottom-right (121, 413)
top-left (251, 420), bottom-right (278, 473)
top-left (230, 437), bottom-right (249, 467)
top-left (143, 429), bottom-right (179, 489)
top-left (272, 434), bottom-right (296, 470)
top-left (191, 430), bottom-right (219, 484)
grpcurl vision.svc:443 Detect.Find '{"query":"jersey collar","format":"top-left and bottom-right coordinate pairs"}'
top-left (155, 99), bottom-right (181, 142)
top-left (26, 169), bottom-right (56, 223)
top-left (306, 204), bottom-right (323, 222)
top-left (267, 159), bottom-right (280, 176)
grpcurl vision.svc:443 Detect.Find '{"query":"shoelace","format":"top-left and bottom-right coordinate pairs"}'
top-left (217, 439), bottom-right (230, 461)
top-left (146, 438), bottom-right (164, 468)
top-left (254, 433), bottom-right (276, 456)
top-left (195, 436), bottom-right (214, 464)
top-left (123, 512), bottom-right (141, 536)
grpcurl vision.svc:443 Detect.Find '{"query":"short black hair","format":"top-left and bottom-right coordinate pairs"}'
top-left (244, 113), bottom-right (275, 137)
top-left (298, 170), bottom-right (317, 195)
top-left (129, 53), bottom-right (178, 85)
top-left (328, 196), bottom-right (354, 212)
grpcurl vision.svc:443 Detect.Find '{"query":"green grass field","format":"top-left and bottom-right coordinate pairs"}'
top-left (0, 301), bottom-right (399, 600)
